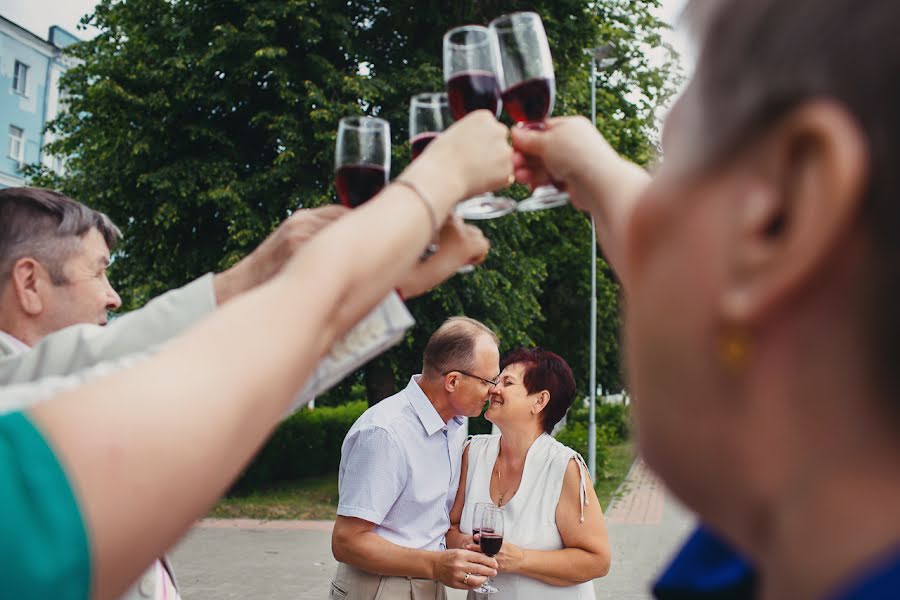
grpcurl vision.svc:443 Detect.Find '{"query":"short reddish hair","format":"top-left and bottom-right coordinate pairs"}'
top-left (501, 347), bottom-right (576, 433)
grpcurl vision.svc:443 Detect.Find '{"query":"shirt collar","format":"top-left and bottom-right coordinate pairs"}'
top-left (0, 330), bottom-right (30, 354)
top-left (406, 375), bottom-right (452, 436)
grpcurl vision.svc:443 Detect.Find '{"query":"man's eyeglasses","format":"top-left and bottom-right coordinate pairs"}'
top-left (443, 370), bottom-right (499, 388)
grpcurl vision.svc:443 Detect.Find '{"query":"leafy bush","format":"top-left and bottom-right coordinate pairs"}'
top-left (230, 400), bottom-right (367, 495)
top-left (555, 420), bottom-right (611, 473)
top-left (554, 397), bottom-right (630, 477)
top-left (596, 401), bottom-right (630, 444)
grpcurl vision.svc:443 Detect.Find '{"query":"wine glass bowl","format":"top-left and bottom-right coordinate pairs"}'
top-left (334, 116), bottom-right (390, 208)
top-left (409, 93), bottom-right (452, 160)
top-left (444, 26), bottom-right (503, 120)
top-left (471, 501), bottom-right (493, 539)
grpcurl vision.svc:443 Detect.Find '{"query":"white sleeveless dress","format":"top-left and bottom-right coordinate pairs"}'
top-left (461, 433), bottom-right (596, 600)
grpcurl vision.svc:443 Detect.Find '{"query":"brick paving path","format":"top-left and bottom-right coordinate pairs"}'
top-left (174, 460), bottom-right (695, 599)
top-left (605, 459), bottom-right (667, 525)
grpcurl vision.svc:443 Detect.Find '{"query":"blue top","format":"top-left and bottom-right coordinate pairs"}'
top-left (0, 411), bottom-right (90, 600)
top-left (654, 526), bottom-right (900, 600)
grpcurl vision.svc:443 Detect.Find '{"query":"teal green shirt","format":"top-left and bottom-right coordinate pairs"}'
top-left (0, 411), bottom-right (90, 600)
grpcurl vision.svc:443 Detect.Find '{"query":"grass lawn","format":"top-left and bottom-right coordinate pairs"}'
top-left (595, 441), bottom-right (635, 509)
top-left (210, 474), bottom-right (339, 520)
top-left (210, 441), bottom-right (635, 520)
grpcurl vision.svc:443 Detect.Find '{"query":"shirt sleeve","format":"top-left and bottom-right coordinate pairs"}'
top-left (0, 273), bottom-right (217, 386)
top-left (0, 412), bottom-right (90, 600)
top-left (337, 425), bottom-right (408, 525)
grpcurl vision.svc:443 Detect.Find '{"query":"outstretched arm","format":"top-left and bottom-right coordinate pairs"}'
top-left (26, 110), bottom-right (512, 600)
top-left (510, 117), bottom-right (651, 293)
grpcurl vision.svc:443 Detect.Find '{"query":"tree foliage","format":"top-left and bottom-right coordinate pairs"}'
top-left (30, 0), bottom-right (680, 404)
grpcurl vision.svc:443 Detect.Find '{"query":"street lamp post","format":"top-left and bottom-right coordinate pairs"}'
top-left (584, 44), bottom-right (616, 481)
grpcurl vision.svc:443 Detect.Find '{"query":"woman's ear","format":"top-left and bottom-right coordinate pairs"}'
top-left (719, 100), bottom-right (869, 325)
top-left (532, 390), bottom-right (551, 415)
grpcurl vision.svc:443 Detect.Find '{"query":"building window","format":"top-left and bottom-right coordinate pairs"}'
top-left (9, 126), bottom-right (24, 166)
top-left (13, 61), bottom-right (28, 96)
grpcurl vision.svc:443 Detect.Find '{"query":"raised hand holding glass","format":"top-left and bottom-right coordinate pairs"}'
top-left (443, 25), bottom-right (516, 220)
top-left (490, 12), bottom-right (569, 212)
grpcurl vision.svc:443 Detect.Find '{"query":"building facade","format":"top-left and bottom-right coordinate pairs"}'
top-left (0, 16), bottom-right (79, 188)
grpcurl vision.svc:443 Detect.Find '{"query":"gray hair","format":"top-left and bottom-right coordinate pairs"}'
top-left (0, 187), bottom-right (121, 291)
top-left (422, 316), bottom-right (499, 378)
top-left (684, 0), bottom-right (900, 408)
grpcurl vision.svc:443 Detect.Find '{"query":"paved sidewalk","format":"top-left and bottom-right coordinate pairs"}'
top-left (172, 460), bottom-right (694, 599)
top-left (598, 459), bottom-right (695, 599)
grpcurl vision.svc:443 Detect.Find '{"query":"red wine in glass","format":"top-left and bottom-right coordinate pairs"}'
top-left (447, 71), bottom-right (501, 120)
top-left (410, 132), bottom-right (439, 160)
top-left (334, 164), bottom-right (387, 208)
top-left (501, 77), bottom-right (553, 124)
top-left (480, 533), bottom-right (504, 557)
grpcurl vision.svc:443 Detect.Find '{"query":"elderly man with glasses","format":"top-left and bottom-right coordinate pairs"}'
top-left (331, 315), bottom-right (502, 600)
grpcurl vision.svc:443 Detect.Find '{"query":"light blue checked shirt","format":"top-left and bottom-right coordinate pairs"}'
top-left (337, 375), bottom-right (466, 550)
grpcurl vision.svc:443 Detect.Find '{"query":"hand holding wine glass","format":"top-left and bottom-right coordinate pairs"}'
top-left (443, 24), bottom-right (516, 220)
top-left (510, 114), bottom-right (652, 281)
top-left (465, 538), bottom-right (526, 577)
top-left (490, 11), bottom-right (569, 212)
top-left (402, 109), bottom-right (514, 205)
top-left (510, 116), bottom-right (629, 210)
top-left (430, 548), bottom-right (498, 590)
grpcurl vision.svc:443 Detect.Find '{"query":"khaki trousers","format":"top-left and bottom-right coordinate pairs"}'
top-left (330, 562), bottom-right (447, 600)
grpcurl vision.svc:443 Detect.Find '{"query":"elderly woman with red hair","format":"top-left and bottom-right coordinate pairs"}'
top-left (447, 347), bottom-right (611, 599)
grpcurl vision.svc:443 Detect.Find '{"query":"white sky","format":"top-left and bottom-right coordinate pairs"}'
top-left (0, 0), bottom-right (101, 40)
top-left (1, 0), bottom-right (691, 53)
top-left (1, 0), bottom-right (692, 110)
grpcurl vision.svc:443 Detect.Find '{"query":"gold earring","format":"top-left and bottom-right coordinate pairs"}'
top-left (719, 326), bottom-right (752, 375)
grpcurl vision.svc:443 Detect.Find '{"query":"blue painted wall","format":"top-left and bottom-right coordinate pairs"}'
top-left (0, 17), bottom-right (77, 188)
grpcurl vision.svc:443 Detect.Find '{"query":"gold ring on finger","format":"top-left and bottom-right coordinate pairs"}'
top-left (463, 572), bottom-right (470, 585)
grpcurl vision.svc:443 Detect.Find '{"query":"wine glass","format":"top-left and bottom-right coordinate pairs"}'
top-left (409, 92), bottom-right (451, 160)
top-left (443, 25), bottom-right (516, 220)
top-left (334, 116), bottom-right (390, 208)
top-left (490, 12), bottom-right (569, 212)
top-left (473, 506), bottom-right (504, 594)
top-left (408, 93), bottom-right (475, 274)
top-left (471, 501), bottom-right (493, 540)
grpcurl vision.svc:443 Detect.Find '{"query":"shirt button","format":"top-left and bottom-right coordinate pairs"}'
top-left (138, 571), bottom-right (156, 597)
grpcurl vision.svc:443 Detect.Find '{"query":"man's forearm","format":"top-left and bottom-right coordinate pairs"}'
top-left (334, 530), bottom-right (436, 579)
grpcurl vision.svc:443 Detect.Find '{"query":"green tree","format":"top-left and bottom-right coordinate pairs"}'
top-left (30, 0), bottom-right (679, 405)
